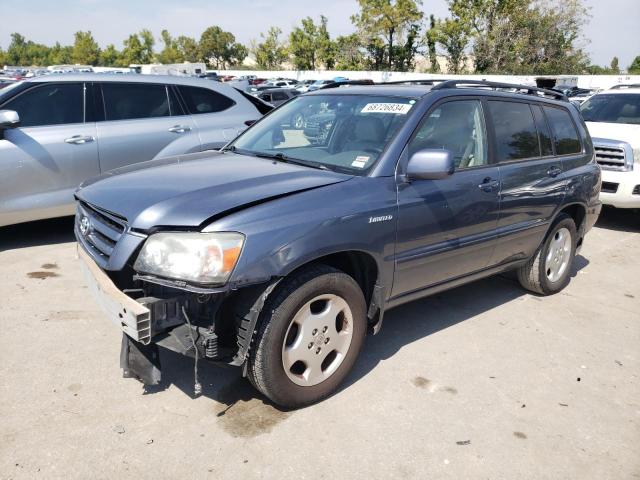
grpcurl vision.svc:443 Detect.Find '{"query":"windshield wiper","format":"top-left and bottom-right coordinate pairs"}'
top-left (224, 146), bottom-right (331, 171)
top-left (250, 151), bottom-right (331, 171)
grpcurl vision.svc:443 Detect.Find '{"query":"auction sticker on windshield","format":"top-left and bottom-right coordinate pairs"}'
top-left (361, 103), bottom-right (412, 114)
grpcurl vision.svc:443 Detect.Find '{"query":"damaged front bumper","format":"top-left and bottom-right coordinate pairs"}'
top-left (78, 245), bottom-right (277, 389)
top-left (78, 246), bottom-right (222, 386)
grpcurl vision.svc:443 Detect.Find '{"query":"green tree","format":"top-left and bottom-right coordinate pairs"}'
top-left (435, 17), bottom-right (470, 73)
top-left (139, 29), bottom-right (156, 63)
top-left (317, 16), bottom-right (336, 69)
top-left (176, 36), bottom-right (200, 62)
top-left (6, 33), bottom-right (28, 65)
top-left (610, 56), bottom-right (619, 73)
top-left (289, 16), bottom-right (335, 70)
top-left (446, 0), bottom-right (590, 74)
top-left (289, 17), bottom-right (320, 70)
top-left (351, 0), bottom-right (423, 71)
top-left (334, 34), bottom-right (366, 70)
top-left (425, 14), bottom-right (440, 72)
top-left (199, 26), bottom-right (247, 68)
top-left (120, 33), bottom-right (145, 65)
top-left (252, 27), bottom-right (288, 70)
top-left (72, 31), bottom-right (100, 65)
top-left (628, 56), bottom-right (640, 74)
top-left (157, 30), bottom-right (182, 63)
top-left (99, 44), bottom-right (120, 66)
top-left (0, 47), bottom-right (7, 68)
top-left (49, 42), bottom-right (73, 65)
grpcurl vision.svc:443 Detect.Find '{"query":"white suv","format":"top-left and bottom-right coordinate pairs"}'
top-left (581, 85), bottom-right (640, 209)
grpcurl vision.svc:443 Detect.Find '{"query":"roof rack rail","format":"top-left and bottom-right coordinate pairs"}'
top-left (609, 83), bottom-right (640, 90)
top-left (378, 79), bottom-right (453, 86)
top-left (319, 79), bottom-right (375, 90)
top-left (431, 79), bottom-right (567, 101)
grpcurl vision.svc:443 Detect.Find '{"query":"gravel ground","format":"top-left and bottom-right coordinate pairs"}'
top-left (0, 207), bottom-right (638, 480)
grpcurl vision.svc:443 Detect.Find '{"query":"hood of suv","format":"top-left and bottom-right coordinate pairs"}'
top-left (586, 121), bottom-right (640, 148)
top-left (76, 151), bottom-right (352, 231)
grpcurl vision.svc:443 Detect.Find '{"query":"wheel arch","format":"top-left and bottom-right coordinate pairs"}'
top-left (554, 202), bottom-right (587, 247)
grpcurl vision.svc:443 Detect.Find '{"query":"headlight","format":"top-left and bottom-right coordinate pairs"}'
top-left (133, 232), bottom-right (244, 285)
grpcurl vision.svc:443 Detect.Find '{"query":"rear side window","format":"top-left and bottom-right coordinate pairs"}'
top-left (178, 86), bottom-right (235, 114)
top-left (488, 101), bottom-right (540, 161)
top-left (3, 83), bottom-right (83, 127)
top-left (532, 105), bottom-right (553, 156)
top-left (543, 106), bottom-right (581, 155)
top-left (102, 83), bottom-right (170, 121)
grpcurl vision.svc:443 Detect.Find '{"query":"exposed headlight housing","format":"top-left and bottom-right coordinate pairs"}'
top-left (133, 232), bottom-right (244, 285)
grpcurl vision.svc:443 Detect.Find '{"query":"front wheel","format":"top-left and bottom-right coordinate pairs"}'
top-left (517, 214), bottom-right (577, 295)
top-left (247, 265), bottom-right (367, 408)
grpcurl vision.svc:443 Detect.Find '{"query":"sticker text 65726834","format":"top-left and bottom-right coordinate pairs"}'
top-left (361, 103), bottom-right (413, 115)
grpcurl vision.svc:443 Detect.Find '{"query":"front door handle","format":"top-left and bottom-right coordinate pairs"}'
top-left (547, 166), bottom-right (562, 177)
top-left (65, 135), bottom-right (95, 145)
top-left (168, 125), bottom-right (191, 134)
top-left (478, 177), bottom-right (500, 192)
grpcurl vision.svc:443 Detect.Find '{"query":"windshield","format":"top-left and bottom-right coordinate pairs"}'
top-left (0, 81), bottom-right (26, 104)
top-left (581, 94), bottom-right (640, 125)
top-left (228, 94), bottom-right (416, 174)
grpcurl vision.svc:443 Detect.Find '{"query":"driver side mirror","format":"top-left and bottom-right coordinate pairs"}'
top-left (406, 149), bottom-right (455, 180)
top-left (0, 110), bottom-right (20, 130)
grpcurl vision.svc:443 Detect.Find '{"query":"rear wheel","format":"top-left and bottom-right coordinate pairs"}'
top-left (247, 265), bottom-right (366, 408)
top-left (517, 214), bottom-right (577, 295)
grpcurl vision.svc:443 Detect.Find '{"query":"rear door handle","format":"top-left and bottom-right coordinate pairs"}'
top-left (478, 178), bottom-right (500, 192)
top-left (64, 135), bottom-right (95, 145)
top-left (547, 166), bottom-right (562, 177)
top-left (168, 125), bottom-right (191, 134)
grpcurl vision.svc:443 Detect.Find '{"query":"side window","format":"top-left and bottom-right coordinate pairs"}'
top-left (543, 106), bottom-right (582, 155)
top-left (3, 83), bottom-right (84, 127)
top-left (272, 91), bottom-right (288, 101)
top-left (532, 105), bottom-right (553, 156)
top-left (488, 101), bottom-right (540, 161)
top-left (102, 83), bottom-right (170, 121)
top-left (409, 99), bottom-right (488, 169)
top-left (177, 86), bottom-right (235, 114)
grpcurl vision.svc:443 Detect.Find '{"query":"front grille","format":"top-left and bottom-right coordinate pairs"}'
top-left (594, 145), bottom-right (626, 169)
top-left (593, 139), bottom-right (634, 172)
top-left (76, 201), bottom-right (126, 267)
top-left (601, 182), bottom-right (619, 194)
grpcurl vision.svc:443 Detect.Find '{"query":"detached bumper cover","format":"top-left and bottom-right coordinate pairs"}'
top-left (78, 245), bottom-right (152, 344)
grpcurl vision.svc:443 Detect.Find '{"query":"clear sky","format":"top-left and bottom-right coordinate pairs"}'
top-left (0, 0), bottom-right (638, 69)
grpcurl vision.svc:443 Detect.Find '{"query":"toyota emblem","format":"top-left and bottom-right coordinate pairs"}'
top-left (79, 215), bottom-right (92, 237)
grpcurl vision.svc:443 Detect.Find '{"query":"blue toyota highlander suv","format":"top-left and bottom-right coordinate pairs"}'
top-left (75, 80), bottom-right (602, 408)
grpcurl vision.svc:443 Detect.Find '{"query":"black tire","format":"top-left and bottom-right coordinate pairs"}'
top-left (247, 264), bottom-right (367, 408)
top-left (517, 214), bottom-right (577, 295)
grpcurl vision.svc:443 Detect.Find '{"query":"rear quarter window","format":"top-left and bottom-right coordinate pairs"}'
top-left (543, 106), bottom-right (581, 155)
top-left (178, 86), bottom-right (235, 114)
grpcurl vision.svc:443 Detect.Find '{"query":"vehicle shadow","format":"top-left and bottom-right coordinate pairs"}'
top-left (0, 216), bottom-right (75, 252)
top-left (595, 206), bottom-right (639, 233)
top-left (154, 255), bottom-right (589, 411)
